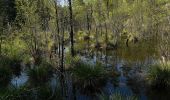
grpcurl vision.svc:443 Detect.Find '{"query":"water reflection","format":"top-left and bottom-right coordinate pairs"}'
top-left (11, 72), bottom-right (28, 87)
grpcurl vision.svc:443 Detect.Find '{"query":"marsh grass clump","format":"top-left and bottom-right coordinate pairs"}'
top-left (147, 62), bottom-right (170, 90)
top-left (27, 61), bottom-right (53, 85)
top-left (71, 62), bottom-right (108, 94)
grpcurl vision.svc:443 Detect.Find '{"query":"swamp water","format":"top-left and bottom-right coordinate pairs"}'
top-left (1, 42), bottom-right (169, 100)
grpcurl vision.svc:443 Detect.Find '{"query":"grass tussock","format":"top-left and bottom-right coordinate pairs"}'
top-left (147, 61), bottom-right (170, 90)
top-left (71, 61), bottom-right (108, 94)
top-left (27, 61), bottom-right (53, 85)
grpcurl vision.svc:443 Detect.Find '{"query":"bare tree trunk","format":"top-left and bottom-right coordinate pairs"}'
top-left (54, 1), bottom-right (61, 58)
top-left (0, 23), bottom-right (2, 56)
top-left (0, 31), bottom-right (2, 56)
top-left (68, 0), bottom-right (74, 56)
top-left (61, 18), bottom-right (65, 73)
top-left (105, 22), bottom-right (108, 45)
top-left (86, 11), bottom-right (90, 52)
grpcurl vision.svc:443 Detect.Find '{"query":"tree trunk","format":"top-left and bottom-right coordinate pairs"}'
top-left (54, 1), bottom-right (61, 58)
top-left (61, 18), bottom-right (65, 73)
top-left (68, 0), bottom-right (74, 56)
top-left (0, 31), bottom-right (2, 56)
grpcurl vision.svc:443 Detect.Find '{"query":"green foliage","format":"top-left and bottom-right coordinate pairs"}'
top-left (2, 37), bottom-right (29, 63)
top-left (147, 62), bottom-right (170, 90)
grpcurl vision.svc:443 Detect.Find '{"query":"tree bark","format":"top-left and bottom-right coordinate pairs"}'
top-left (68, 0), bottom-right (74, 56)
top-left (54, 1), bottom-right (61, 58)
